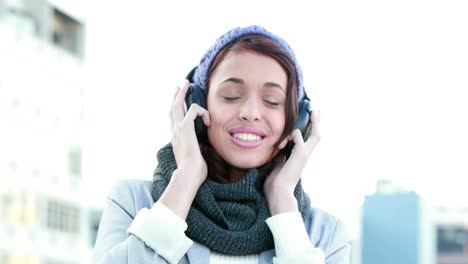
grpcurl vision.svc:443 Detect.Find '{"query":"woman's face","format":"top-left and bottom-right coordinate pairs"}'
top-left (207, 50), bottom-right (287, 169)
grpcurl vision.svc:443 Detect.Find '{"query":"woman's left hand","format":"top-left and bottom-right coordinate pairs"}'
top-left (263, 110), bottom-right (321, 215)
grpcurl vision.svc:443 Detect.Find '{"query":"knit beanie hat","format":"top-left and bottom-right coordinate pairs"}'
top-left (193, 25), bottom-right (305, 101)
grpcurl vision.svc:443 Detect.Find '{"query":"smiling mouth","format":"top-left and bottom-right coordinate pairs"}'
top-left (231, 133), bottom-right (264, 141)
top-left (229, 133), bottom-right (265, 148)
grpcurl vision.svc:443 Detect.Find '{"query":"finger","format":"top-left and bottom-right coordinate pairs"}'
top-left (289, 129), bottom-right (305, 146)
top-left (304, 111), bottom-right (321, 152)
top-left (172, 84), bottom-right (181, 101)
top-left (278, 137), bottom-right (288, 150)
top-left (171, 80), bottom-right (190, 127)
top-left (171, 80), bottom-right (188, 106)
top-left (169, 85), bottom-right (182, 129)
top-left (285, 129), bottom-right (308, 166)
top-left (201, 109), bottom-right (211, 127)
top-left (182, 103), bottom-right (211, 127)
top-left (307, 110), bottom-right (321, 142)
top-left (311, 109), bottom-right (320, 126)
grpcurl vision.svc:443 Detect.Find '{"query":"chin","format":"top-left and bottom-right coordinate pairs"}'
top-left (224, 155), bottom-right (271, 169)
top-left (208, 134), bottom-right (280, 169)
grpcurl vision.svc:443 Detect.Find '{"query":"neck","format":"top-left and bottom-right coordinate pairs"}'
top-left (227, 166), bottom-right (248, 183)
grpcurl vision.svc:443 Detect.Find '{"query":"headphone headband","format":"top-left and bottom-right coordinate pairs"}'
top-left (186, 67), bottom-right (198, 84)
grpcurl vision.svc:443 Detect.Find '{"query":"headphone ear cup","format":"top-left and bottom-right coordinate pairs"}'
top-left (185, 84), bottom-right (207, 138)
top-left (281, 98), bottom-right (312, 159)
top-left (296, 98), bottom-right (312, 141)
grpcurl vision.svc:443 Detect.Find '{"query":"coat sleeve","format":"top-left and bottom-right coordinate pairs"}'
top-left (324, 220), bottom-right (351, 264)
top-left (92, 181), bottom-right (190, 264)
top-left (266, 212), bottom-right (326, 264)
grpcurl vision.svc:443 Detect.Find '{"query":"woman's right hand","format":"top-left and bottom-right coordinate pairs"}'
top-left (169, 79), bottom-right (211, 187)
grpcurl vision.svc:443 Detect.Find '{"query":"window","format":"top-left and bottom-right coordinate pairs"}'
top-left (438, 225), bottom-right (468, 253)
top-left (46, 199), bottom-right (80, 233)
top-left (437, 225), bottom-right (468, 264)
top-left (68, 146), bottom-right (82, 178)
top-left (51, 7), bottom-right (84, 58)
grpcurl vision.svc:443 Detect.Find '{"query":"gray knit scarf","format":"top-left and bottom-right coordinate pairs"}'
top-left (151, 143), bottom-right (311, 255)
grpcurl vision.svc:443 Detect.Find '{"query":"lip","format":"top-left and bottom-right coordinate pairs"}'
top-left (230, 135), bottom-right (264, 148)
top-left (228, 127), bottom-right (267, 137)
top-left (228, 126), bottom-right (266, 148)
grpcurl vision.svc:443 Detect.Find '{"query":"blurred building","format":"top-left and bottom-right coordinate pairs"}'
top-left (361, 180), bottom-right (436, 264)
top-left (0, 0), bottom-right (100, 263)
top-left (359, 181), bottom-right (468, 264)
top-left (434, 207), bottom-right (468, 264)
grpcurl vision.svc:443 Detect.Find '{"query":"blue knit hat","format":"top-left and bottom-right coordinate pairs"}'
top-left (193, 25), bottom-right (305, 100)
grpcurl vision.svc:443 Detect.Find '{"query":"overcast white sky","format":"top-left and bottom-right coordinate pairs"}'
top-left (82, 0), bottom-right (468, 235)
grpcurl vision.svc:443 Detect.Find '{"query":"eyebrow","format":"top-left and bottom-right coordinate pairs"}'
top-left (219, 78), bottom-right (285, 93)
top-left (264, 82), bottom-right (285, 93)
top-left (219, 77), bottom-right (244, 85)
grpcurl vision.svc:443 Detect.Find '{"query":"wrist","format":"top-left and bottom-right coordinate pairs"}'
top-left (171, 167), bottom-right (204, 191)
top-left (267, 192), bottom-right (298, 216)
top-left (159, 169), bottom-right (202, 220)
top-left (176, 163), bottom-right (207, 186)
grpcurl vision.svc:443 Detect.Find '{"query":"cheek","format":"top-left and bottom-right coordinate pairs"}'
top-left (207, 104), bottom-right (232, 138)
top-left (207, 98), bottom-right (235, 125)
top-left (269, 111), bottom-right (286, 136)
top-left (209, 105), bottom-right (231, 126)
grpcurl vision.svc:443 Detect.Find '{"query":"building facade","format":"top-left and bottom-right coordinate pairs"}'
top-left (0, 1), bottom-right (100, 263)
top-left (361, 182), bottom-right (436, 264)
top-left (434, 207), bottom-right (468, 264)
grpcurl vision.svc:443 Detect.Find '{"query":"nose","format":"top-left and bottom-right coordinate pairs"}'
top-left (238, 97), bottom-right (262, 122)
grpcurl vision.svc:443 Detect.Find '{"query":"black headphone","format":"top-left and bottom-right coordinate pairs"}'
top-left (184, 67), bottom-right (312, 158)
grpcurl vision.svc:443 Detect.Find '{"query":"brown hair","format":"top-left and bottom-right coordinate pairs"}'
top-left (199, 35), bottom-right (299, 183)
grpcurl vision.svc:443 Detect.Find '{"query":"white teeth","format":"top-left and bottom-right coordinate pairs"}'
top-left (233, 133), bottom-right (261, 141)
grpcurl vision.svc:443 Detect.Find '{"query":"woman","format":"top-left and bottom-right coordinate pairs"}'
top-left (93, 25), bottom-right (350, 264)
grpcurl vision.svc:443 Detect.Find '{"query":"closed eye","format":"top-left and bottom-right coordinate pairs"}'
top-left (223, 97), bottom-right (241, 102)
top-left (264, 100), bottom-right (281, 106)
